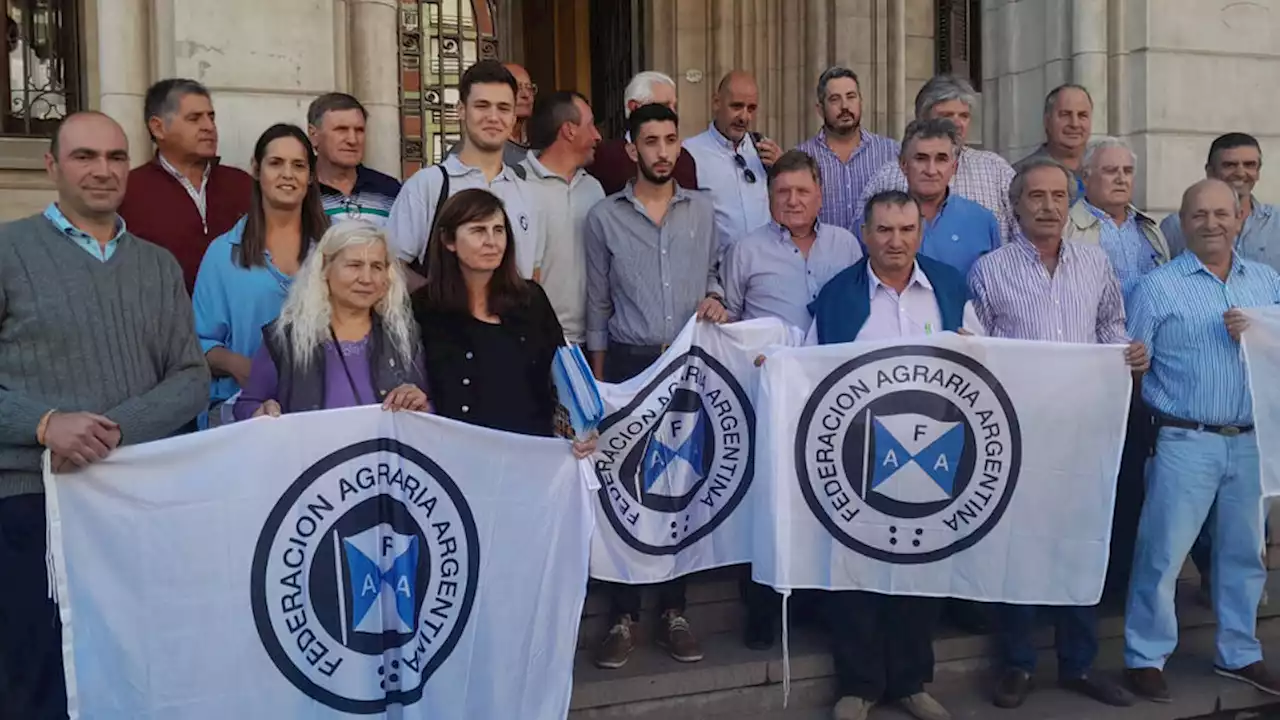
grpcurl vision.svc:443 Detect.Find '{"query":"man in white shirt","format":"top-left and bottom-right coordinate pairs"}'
top-left (386, 60), bottom-right (542, 286)
top-left (804, 190), bottom-right (980, 720)
top-left (684, 71), bottom-right (782, 251)
top-left (519, 91), bottom-right (605, 344)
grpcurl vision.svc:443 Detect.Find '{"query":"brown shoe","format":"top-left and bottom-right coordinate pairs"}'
top-left (1124, 667), bottom-right (1171, 703)
top-left (594, 617), bottom-right (633, 670)
top-left (656, 610), bottom-right (703, 662)
top-left (992, 668), bottom-right (1033, 709)
top-left (1215, 661), bottom-right (1280, 696)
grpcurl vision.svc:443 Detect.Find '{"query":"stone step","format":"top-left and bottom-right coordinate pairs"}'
top-left (568, 572), bottom-right (1280, 720)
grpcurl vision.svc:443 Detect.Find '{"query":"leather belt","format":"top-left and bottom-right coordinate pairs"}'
top-left (610, 342), bottom-right (669, 357)
top-left (1156, 415), bottom-right (1253, 436)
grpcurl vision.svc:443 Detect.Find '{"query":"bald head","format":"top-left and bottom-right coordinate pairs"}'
top-left (712, 70), bottom-right (760, 146)
top-left (1180, 178), bottom-right (1243, 260)
top-left (45, 111), bottom-right (131, 219)
top-left (504, 62), bottom-right (535, 119)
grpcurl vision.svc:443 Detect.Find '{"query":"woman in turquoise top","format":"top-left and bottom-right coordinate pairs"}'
top-left (193, 123), bottom-right (331, 427)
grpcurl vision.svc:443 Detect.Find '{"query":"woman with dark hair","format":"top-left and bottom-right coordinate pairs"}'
top-left (193, 122), bottom-right (330, 427)
top-left (414, 188), bottom-right (594, 455)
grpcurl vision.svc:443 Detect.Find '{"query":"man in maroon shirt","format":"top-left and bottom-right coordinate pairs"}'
top-left (587, 70), bottom-right (699, 195)
top-left (119, 78), bottom-right (252, 292)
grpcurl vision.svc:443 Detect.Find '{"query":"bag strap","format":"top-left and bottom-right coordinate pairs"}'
top-left (408, 165), bottom-right (450, 277)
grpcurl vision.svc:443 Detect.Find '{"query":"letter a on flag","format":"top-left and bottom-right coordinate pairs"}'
top-left (868, 413), bottom-right (964, 503)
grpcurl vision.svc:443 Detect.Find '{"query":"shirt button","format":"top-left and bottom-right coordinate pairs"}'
top-left (461, 405), bottom-right (470, 413)
top-left (662, 249), bottom-right (667, 255)
top-left (465, 351), bottom-right (473, 360)
top-left (389, 358), bottom-right (396, 367)
top-left (462, 378), bottom-right (471, 386)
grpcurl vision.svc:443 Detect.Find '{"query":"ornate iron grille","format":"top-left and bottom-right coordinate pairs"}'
top-left (1, 0), bottom-right (80, 137)
top-left (398, 0), bottom-right (499, 178)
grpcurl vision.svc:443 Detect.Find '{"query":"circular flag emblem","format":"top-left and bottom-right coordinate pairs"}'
top-left (251, 439), bottom-right (480, 714)
top-left (795, 345), bottom-right (1021, 564)
top-left (594, 348), bottom-right (754, 555)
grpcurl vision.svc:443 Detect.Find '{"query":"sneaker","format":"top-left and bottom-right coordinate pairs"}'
top-left (993, 668), bottom-right (1033, 709)
top-left (656, 610), bottom-right (703, 663)
top-left (899, 691), bottom-right (951, 720)
top-left (1124, 667), bottom-right (1171, 703)
top-left (593, 617), bottom-right (633, 670)
top-left (1215, 661), bottom-right (1280, 696)
top-left (832, 696), bottom-right (874, 720)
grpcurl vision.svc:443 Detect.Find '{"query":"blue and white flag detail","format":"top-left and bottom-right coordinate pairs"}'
top-left (589, 316), bottom-right (792, 584)
top-left (44, 407), bottom-right (594, 720)
top-left (753, 334), bottom-right (1133, 605)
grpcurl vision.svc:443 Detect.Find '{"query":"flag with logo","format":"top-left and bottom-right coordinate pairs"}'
top-left (45, 407), bottom-right (594, 720)
top-left (752, 334), bottom-right (1132, 604)
top-left (1243, 306), bottom-right (1280, 502)
top-left (588, 316), bottom-right (793, 584)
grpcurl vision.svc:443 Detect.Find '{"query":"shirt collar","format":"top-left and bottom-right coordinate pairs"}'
top-left (770, 219), bottom-right (822, 243)
top-left (524, 153), bottom-right (585, 184)
top-left (442, 153), bottom-right (518, 182)
top-left (1250, 196), bottom-right (1275, 220)
top-left (706, 122), bottom-right (746, 152)
top-left (157, 153), bottom-right (211, 190)
top-left (620, 180), bottom-right (692, 209)
top-left (867, 260), bottom-right (931, 299)
top-left (817, 127), bottom-right (873, 157)
top-left (1083, 200), bottom-right (1134, 227)
top-left (1012, 226), bottom-right (1069, 262)
top-left (1177, 248), bottom-right (1247, 277)
top-left (43, 202), bottom-right (127, 244)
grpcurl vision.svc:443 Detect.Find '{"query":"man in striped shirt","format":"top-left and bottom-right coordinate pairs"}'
top-left (970, 156), bottom-right (1147, 710)
top-left (795, 66), bottom-right (900, 236)
top-left (1123, 179), bottom-right (1280, 702)
top-left (309, 93), bottom-right (402, 227)
top-left (855, 75), bottom-right (1015, 243)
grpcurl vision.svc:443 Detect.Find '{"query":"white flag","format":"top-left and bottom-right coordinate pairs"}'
top-left (45, 407), bottom-right (593, 720)
top-left (589, 316), bottom-right (793, 584)
top-left (752, 334), bottom-right (1132, 605)
top-left (1243, 305), bottom-right (1280, 501)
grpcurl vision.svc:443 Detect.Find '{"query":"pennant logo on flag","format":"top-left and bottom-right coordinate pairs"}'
top-left (251, 440), bottom-right (481, 713)
top-left (794, 346), bottom-right (1022, 564)
top-left (594, 349), bottom-right (755, 555)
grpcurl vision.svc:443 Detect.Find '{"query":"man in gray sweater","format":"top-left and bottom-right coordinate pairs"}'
top-left (0, 111), bottom-right (209, 719)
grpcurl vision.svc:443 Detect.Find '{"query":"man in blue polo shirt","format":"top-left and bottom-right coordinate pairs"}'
top-left (892, 118), bottom-right (1000, 276)
top-left (308, 92), bottom-right (401, 227)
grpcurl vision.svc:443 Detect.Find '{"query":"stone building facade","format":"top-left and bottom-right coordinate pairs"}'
top-left (0, 0), bottom-right (1276, 220)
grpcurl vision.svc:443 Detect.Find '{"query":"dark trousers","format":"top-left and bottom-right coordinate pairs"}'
top-left (602, 343), bottom-right (689, 621)
top-left (824, 591), bottom-right (940, 703)
top-left (0, 495), bottom-right (67, 720)
top-left (1105, 394), bottom-right (1155, 600)
top-left (1000, 604), bottom-right (1098, 680)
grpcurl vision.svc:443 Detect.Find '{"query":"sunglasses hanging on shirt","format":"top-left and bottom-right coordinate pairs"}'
top-left (734, 153), bottom-right (757, 184)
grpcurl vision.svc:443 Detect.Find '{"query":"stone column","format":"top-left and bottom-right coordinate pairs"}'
top-left (98, 0), bottom-right (152, 165)
top-left (349, 0), bottom-right (401, 178)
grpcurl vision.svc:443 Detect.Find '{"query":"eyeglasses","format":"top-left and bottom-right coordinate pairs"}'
top-left (518, 82), bottom-right (538, 96)
top-left (734, 153), bottom-right (757, 184)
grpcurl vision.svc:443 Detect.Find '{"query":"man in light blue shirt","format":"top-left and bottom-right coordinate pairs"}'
top-left (895, 118), bottom-right (999, 276)
top-left (1162, 133), bottom-right (1280, 272)
top-left (723, 150), bottom-right (862, 331)
top-left (43, 202), bottom-right (126, 261)
top-left (684, 71), bottom-right (781, 252)
top-left (1123, 179), bottom-right (1280, 702)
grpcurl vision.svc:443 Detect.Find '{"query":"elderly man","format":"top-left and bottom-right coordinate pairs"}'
top-left (1123, 178), bottom-right (1280, 702)
top-left (1019, 84), bottom-right (1093, 200)
top-left (806, 190), bottom-right (982, 720)
top-left (587, 70), bottom-right (699, 195)
top-left (1162, 133), bottom-right (1280, 271)
top-left (1065, 136), bottom-right (1170, 297)
top-left (795, 66), bottom-right (901, 236)
top-left (856, 74), bottom-right (1015, 241)
top-left (685, 71), bottom-right (782, 251)
top-left (308, 92), bottom-right (402, 226)
top-left (520, 90), bottom-right (605, 344)
top-left (119, 78), bottom-right (252, 292)
top-left (969, 156), bottom-right (1147, 710)
top-left (897, 117), bottom-right (1000, 276)
top-left (0, 112), bottom-right (209, 720)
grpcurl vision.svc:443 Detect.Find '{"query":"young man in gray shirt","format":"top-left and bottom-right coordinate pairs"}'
top-left (0, 111), bottom-right (208, 719)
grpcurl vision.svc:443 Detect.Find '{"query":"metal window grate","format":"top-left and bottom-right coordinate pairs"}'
top-left (1, 0), bottom-right (81, 137)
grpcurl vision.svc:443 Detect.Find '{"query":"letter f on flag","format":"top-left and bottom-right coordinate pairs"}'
top-left (866, 412), bottom-right (964, 504)
top-left (337, 523), bottom-right (419, 641)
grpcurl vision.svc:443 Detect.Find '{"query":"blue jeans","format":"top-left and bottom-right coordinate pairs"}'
top-left (1124, 428), bottom-right (1265, 670)
top-left (1000, 604), bottom-right (1098, 679)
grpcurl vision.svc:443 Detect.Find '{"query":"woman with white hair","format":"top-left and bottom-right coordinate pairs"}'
top-left (234, 221), bottom-right (427, 419)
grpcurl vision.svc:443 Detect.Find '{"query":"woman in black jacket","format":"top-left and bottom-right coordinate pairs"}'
top-left (413, 189), bottom-right (594, 455)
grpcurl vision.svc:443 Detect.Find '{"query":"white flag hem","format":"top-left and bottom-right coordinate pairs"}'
top-left (42, 450), bottom-right (82, 720)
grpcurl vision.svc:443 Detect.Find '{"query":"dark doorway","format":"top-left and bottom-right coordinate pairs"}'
top-left (588, 0), bottom-right (642, 140)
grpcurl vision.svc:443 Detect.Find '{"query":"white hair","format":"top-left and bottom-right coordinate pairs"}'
top-left (623, 71), bottom-right (676, 118)
top-left (1081, 136), bottom-right (1137, 177)
top-left (273, 221), bottom-right (416, 371)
